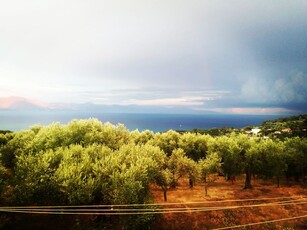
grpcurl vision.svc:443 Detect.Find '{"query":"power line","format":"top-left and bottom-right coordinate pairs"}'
top-left (0, 199), bottom-right (306, 215)
top-left (0, 196), bottom-right (304, 209)
top-left (1, 196), bottom-right (305, 230)
top-left (0, 198), bottom-right (304, 212)
top-left (0, 197), bottom-right (304, 211)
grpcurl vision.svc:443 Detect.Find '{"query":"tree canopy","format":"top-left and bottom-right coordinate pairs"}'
top-left (0, 118), bottom-right (306, 228)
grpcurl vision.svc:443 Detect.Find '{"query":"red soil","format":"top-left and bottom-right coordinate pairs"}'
top-left (151, 177), bottom-right (307, 229)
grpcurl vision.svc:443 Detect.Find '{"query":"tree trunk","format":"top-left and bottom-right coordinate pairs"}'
top-left (204, 175), bottom-right (208, 196)
top-left (163, 189), bottom-right (167, 202)
top-left (244, 166), bottom-right (252, 189)
top-left (189, 178), bottom-right (193, 188)
top-left (231, 176), bottom-right (236, 185)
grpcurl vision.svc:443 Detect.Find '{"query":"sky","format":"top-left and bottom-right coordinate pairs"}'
top-left (0, 0), bottom-right (307, 115)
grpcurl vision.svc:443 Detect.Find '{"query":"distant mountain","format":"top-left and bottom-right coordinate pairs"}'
top-left (0, 96), bottom-right (49, 110)
top-left (0, 96), bottom-right (217, 114)
top-left (61, 102), bottom-right (218, 114)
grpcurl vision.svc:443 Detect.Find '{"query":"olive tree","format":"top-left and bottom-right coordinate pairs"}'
top-left (198, 152), bottom-right (221, 196)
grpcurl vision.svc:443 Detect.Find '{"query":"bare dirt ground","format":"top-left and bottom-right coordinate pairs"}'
top-left (1, 177), bottom-right (306, 229)
top-left (151, 176), bottom-right (307, 230)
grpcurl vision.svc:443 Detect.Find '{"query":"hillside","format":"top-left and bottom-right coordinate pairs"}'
top-left (177, 114), bottom-right (307, 138)
top-left (261, 114), bottom-right (307, 138)
top-left (0, 96), bottom-right (49, 110)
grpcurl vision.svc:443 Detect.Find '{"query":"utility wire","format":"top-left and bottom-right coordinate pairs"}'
top-left (0, 197), bottom-right (304, 211)
top-left (0, 196), bottom-right (304, 209)
top-left (0, 198), bottom-right (304, 212)
top-left (0, 200), bottom-right (306, 215)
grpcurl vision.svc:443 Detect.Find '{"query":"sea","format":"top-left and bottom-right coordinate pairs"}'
top-left (0, 111), bottom-right (281, 132)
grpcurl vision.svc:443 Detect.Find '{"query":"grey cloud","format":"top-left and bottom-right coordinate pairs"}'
top-left (273, 71), bottom-right (307, 103)
top-left (0, 1), bottom-right (306, 114)
top-left (80, 88), bottom-right (228, 105)
top-left (240, 70), bottom-right (307, 104)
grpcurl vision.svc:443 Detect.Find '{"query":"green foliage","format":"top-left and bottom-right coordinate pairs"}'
top-left (13, 149), bottom-right (64, 205)
top-left (208, 133), bottom-right (255, 188)
top-left (198, 152), bottom-right (221, 196)
top-left (199, 152), bottom-right (221, 175)
top-left (250, 139), bottom-right (287, 186)
top-left (0, 130), bottom-right (12, 135)
top-left (94, 122), bottom-right (130, 149)
top-left (154, 148), bottom-right (198, 200)
top-left (0, 133), bottom-right (11, 146)
top-left (178, 133), bottom-right (211, 160)
top-left (106, 144), bottom-right (165, 204)
top-left (1, 117), bottom-right (306, 228)
top-left (54, 145), bottom-right (99, 204)
top-left (151, 130), bottom-right (181, 155)
top-left (168, 148), bottom-right (192, 187)
top-left (0, 163), bottom-right (8, 197)
top-left (154, 168), bottom-right (173, 201)
top-left (155, 169), bottom-right (173, 189)
top-left (262, 114), bottom-right (307, 138)
top-left (178, 127), bottom-right (238, 136)
top-left (28, 119), bottom-right (130, 151)
top-left (0, 130), bottom-right (35, 168)
top-left (209, 134), bottom-right (242, 179)
top-left (284, 137), bottom-right (307, 181)
top-left (130, 129), bottom-right (154, 145)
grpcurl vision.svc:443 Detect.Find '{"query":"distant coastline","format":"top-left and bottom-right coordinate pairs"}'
top-left (0, 111), bottom-right (281, 132)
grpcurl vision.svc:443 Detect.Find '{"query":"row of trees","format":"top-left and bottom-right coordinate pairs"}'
top-left (0, 118), bottom-right (306, 228)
